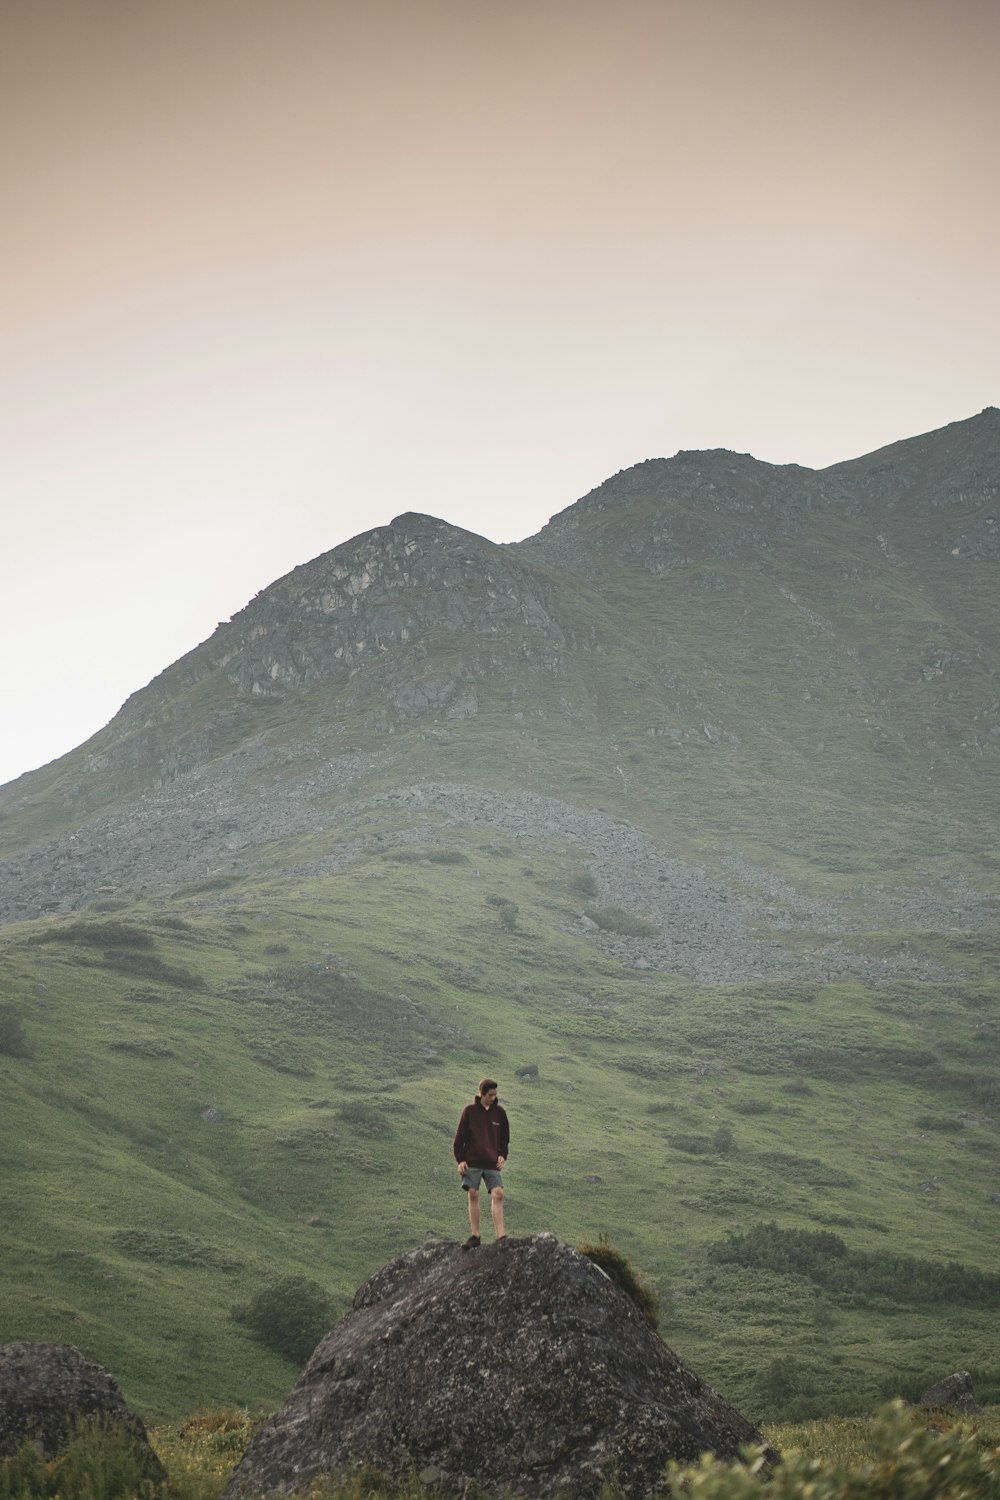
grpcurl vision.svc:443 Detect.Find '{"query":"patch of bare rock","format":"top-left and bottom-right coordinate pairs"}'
top-left (919, 1370), bottom-right (981, 1414)
top-left (224, 1233), bottom-right (773, 1499)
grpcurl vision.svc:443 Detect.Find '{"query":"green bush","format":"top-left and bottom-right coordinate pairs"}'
top-left (337, 1100), bottom-right (392, 1137)
top-left (34, 921), bottom-right (155, 948)
top-left (579, 1235), bottom-right (660, 1329)
top-left (0, 1417), bottom-right (165, 1500)
top-left (709, 1222), bottom-right (1000, 1305)
top-left (232, 1275), bottom-right (334, 1364)
top-left (98, 951), bottom-right (204, 989)
top-left (669, 1132), bottom-right (716, 1155)
top-left (110, 1229), bottom-right (243, 1271)
top-left (732, 1098), bottom-right (773, 1115)
top-left (571, 871), bottom-right (598, 898)
top-left (497, 901), bottom-right (518, 932)
top-left (584, 906), bottom-right (657, 937)
top-left (0, 1004), bottom-right (30, 1058)
top-left (486, 896), bottom-right (519, 930)
top-left (384, 847), bottom-right (466, 864)
top-left (665, 1401), bottom-right (1000, 1499)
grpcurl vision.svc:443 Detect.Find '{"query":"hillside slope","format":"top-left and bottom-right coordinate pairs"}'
top-left (1, 410), bottom-right (998, 1426)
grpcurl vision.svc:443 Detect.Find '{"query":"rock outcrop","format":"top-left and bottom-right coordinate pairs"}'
top-left (224, 1234), bottom-right (773, 1499)
top-left (919, 1370), bottom-right (982, 1413)
top-left (0, 1342), bottom-right (163, 1472)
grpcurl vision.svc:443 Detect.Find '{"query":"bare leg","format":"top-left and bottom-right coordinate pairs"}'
top-left (490, 1186), bottom-right (505, 1240)
top-left (467, 1187), bottom-right (481, 1237)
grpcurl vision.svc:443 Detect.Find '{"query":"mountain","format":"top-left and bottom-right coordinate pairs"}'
top-left (3, 408), bottom-right (999, 930)
top-left (0, 410), bottom-right (998, 1425)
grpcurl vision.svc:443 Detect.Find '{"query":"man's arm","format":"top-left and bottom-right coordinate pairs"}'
top-left (453, 1105), bottom-right (471, 1163)
top-left (497, 1107), bottom-right (510, 1163)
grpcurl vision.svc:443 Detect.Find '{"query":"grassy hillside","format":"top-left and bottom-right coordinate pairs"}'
top-left (2, 835), bottom-right (998, 1424)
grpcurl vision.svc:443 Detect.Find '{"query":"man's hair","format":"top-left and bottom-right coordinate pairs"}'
top-left (479, 1077), bottom-right (498, 1096)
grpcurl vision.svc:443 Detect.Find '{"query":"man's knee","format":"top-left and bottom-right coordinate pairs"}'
top-left (490, 1186), bottom-right (504, 1203)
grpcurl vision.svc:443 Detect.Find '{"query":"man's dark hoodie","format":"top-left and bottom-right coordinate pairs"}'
top-left (453, 1094), bottom-right (510, 1168)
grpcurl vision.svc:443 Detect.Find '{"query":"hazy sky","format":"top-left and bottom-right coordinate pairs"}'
top-left (2, 0), bottom-right (998, 788)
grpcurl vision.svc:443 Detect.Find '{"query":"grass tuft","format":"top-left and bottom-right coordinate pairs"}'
top-left (579, 1235), bottom-right (660, 1329)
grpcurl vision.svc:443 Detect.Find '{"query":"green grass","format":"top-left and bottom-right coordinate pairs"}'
top-left (1, 838), bottom-right (998, 1426)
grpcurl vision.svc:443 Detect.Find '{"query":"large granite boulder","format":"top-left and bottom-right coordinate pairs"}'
top-left (0, 1342), bottom-right (163, 1473)
top-left (225, 1234), bottom-right (774, 1499)
top-left (919, 1370), bottom-right (981, 1413)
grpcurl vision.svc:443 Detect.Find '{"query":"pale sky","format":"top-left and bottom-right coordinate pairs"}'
top-left (2, 0), bottom-right (998, 789)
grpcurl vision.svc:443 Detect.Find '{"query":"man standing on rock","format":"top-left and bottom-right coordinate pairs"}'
top-left (453, 1078), bottom-right (509, 1248)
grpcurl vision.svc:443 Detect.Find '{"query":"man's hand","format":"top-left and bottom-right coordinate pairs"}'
top-left (457, 1160), bottom-right (468, 1175)
top-left (497, 1156), bottom-right (506, 1169)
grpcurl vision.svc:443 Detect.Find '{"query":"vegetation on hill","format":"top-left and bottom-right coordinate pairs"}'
top-left (0, 417), bottom-right (998, 1441)
top-left (1, 845), bottom-right (997, 1424)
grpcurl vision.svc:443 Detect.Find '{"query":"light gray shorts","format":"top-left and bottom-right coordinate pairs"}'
top-left (461, 1166), bottom-right (503, 1193)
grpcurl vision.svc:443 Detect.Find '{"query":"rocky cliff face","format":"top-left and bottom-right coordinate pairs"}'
top-left (208, 511), bottom-right (566, 701)
top-left (224, 1235), bottom-right (773, 1499)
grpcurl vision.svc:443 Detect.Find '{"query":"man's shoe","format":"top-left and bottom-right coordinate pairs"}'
top-left (461, 1234), bottom-right (481, 1250)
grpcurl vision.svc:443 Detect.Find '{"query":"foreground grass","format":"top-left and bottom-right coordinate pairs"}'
top-left (8, 1404), bottom-right (997, 1500)
top-left (158, 1404), bottom-right (1000, 1499)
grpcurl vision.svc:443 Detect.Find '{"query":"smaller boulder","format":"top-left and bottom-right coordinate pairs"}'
top-left (0, 1342), bottom-right (164, 1473)
top-left (919, 1370), bottom-right (981, 1414)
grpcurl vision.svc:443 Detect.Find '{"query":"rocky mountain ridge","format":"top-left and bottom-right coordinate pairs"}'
top-left (2, 409), bottom-right (998, 968)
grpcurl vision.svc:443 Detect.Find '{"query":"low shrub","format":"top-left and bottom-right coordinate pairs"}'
top-left (232, 1275), bottom-right (334, 1364)
top-left (111, 1229), bottom-right (243, 1271)
top-left (98, 951), bottom-right (205, 989)
top-left (669, 1132), bottom-right (716, 1155)
top-left (34, 922), bottom-right (154, 949)
top-left (666, 1401), bottom-right (1000, 1499)
top-left (0, 1417), bottom-right (164, 1500)
top-left (486, 896), bottom-right (519, 930)
top-left (709, 1222), bottom-right (1000, 1305)
top-left (584, 906), bottom-right (657, 937)
top-left (178, 1408), bottom-right (255, 1437)
top-left (0, 1004), bottom-right (30, 1058)
top-left (337, 1101), bottom-right (392, 1137)
top-left (384, 848), bottom-right (466, 864)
